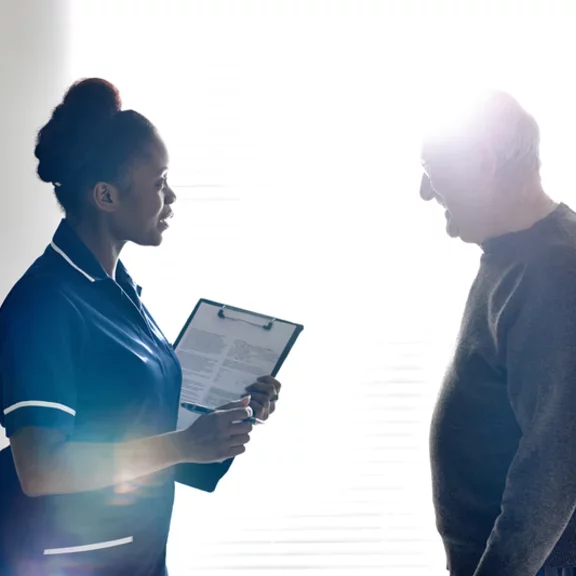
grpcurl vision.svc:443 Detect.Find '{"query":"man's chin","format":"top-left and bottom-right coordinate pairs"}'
top-left (445, 212), bottom-right (460, 238)
top-left (447, 223), bottom-right (478, 244)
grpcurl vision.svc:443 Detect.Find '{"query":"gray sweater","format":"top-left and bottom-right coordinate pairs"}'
top-left (430, 203), bottom-right (576, 576)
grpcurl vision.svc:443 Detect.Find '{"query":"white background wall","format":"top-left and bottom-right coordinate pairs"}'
top-left (0, 0), bottom-right (72, 449)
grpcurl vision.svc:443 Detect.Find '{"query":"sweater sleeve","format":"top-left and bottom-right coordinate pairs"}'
top-left (474, 255), bottom-right (576, 576)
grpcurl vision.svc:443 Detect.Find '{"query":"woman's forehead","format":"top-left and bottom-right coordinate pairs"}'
top-left (148, 137), bottom-right (169, 166)
top-left (132, 139), bottom-right (169, 175)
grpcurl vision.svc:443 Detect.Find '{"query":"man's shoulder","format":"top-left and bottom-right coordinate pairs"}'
top-left (487, 242), bottom-right (576, 298)
top-left (529, 203), bottom-right (576, 267)
top-left (511, 243), bottom-right (576, 311)
top-left (523, 242), bottom-right (576, 280)
top-left (487, 240), bottom-right (576, 316)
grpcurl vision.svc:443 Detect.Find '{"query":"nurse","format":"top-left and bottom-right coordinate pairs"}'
top-left (0, 78), bottom-right (281, 576)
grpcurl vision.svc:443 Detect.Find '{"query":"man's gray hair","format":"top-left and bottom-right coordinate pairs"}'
top-left (422, 90), bottom-right (541, 177)
top-left (482, 91), bottom-right (541, 174)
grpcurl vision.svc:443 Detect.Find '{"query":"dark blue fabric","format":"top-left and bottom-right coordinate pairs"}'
top-left (0, 220), bottom-right (182, 575)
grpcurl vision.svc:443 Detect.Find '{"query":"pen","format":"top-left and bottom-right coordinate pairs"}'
top-left (180, 402), bottom-right (265, 425)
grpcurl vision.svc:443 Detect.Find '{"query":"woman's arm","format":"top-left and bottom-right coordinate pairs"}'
top-left (11, 427), bottom-right (182, 497)
top-left (10, 398), bottom-right (253, 497)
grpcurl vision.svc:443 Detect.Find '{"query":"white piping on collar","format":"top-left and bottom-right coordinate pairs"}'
top-left (50, 241), bottom-right (96, 283)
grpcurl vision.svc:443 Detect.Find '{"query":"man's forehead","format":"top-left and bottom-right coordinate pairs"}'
top-left (420, 141), bottom-right (457, 168)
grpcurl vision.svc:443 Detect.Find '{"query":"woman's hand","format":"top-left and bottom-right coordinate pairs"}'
top-left (245, 375), bottom-right (282, 421)
top-left (177, 397), bottom-right (254, 463)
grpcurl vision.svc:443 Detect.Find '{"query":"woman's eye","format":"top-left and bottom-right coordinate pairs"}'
top-left (156, 178), bottom-right (167, 189)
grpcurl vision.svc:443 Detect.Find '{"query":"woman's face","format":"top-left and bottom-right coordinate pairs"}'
top-left (111, 137), bottom-right (176, 247)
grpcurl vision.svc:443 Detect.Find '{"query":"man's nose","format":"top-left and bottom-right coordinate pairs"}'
top-left (420, 173), bottom-right (435, 201)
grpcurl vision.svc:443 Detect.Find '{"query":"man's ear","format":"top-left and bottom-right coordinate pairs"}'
top-left (92, 182), bottom-right (121, 213)
top-left (475, 143), bottom-right (498, 184)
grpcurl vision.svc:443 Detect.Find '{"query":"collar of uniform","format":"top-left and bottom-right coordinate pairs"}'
top-left (116, 260), bottom-right (143, 296)
top-left (50, 219), bottom-right (143, 295)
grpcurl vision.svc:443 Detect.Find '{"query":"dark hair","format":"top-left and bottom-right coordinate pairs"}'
top-left (35, 78), bottom-right (159, 214)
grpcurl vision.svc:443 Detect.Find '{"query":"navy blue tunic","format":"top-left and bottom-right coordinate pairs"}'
top-left (0, 220), bottom-right (224, 575)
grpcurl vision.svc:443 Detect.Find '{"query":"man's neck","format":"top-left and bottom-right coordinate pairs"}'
top-left (484, 183), bottom-right (557, 242)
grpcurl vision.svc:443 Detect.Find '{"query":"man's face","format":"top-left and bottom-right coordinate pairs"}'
top-left (420, 149), bottom-right (492, 244)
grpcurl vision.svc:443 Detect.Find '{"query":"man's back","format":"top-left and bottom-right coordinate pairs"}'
top-left (431, 203), bottom-right (576, 575)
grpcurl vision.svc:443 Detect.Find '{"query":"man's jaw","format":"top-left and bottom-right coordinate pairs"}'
top-left (445, 210), bottom-right (460, 238)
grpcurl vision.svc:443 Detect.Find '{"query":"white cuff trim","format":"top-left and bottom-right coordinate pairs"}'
top-left (43, 536), bottom-right (133, 556)
top-left (3, 400), bottom-right (76, 416)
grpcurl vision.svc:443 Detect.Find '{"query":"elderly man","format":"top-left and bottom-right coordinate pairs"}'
top-left (422, 91), bottom-right (576, 576)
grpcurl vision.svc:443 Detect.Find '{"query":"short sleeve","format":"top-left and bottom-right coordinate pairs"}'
top-left (0, 284), bottom-right (85, 437)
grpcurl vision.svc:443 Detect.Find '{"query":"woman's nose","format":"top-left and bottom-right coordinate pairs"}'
top-left (165, 185), bottom-right (177, 204)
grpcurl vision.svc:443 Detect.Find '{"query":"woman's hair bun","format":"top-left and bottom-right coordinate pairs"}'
top-left (61, 78), bottom-right (122, 118)
top-left (35, 77), bottom-right (158, 214)
top-left (35, 78), bottom-right (123, 188)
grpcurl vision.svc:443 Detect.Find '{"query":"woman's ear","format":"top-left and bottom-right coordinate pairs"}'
top-left (92, 182), bottom-right (121, 213)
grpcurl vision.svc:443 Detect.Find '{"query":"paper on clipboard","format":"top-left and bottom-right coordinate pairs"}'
top-left (174, 300), bottom-right (303, 430)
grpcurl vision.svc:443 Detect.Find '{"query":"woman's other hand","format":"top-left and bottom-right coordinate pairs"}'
top-left (177, 397), bottom-right (253, 463)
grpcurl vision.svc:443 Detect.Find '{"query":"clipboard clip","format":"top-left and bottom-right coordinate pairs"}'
top-left (217, 306), bottom-right (275, 330)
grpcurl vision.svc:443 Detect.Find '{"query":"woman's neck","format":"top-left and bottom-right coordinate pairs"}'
top-left (66, 216), bottom-right (125, 279)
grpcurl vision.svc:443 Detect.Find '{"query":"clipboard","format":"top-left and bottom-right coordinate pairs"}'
top-left (173, 298), bottom-right (304, 379)
top-left (172, 299), bottom-right (303, 490)
top-left (173, 298), bottom-right (304, 428)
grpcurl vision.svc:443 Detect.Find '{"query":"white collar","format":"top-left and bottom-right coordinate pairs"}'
top-left (50, 241), bottom-right (96, 283)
